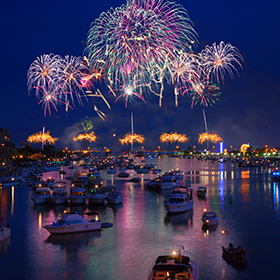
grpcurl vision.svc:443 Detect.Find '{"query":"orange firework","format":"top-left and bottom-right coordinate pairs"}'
top-left (198, 131), bottom-right (222, 144)
top-left (73, 131), bottom-right (97, 143)
top-left (160, 132), bottom-right (189, 144)
top-left (27, 130), bottom-right (58, 144)
top-left (119, 133), bottom-right (145, 145)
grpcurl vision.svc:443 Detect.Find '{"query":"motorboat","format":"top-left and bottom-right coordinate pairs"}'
top-left (164, 188), bottom-right (193, 213)
top-left (43, 212), bottom-right (101, 235)
top-left (0, 177), bottom-right (21, 187)
top-left (197, 186), bottom-right (207, 197)
top-left (106, 191), bottom-right (123, 205)
top-left (30, 176), bottom-right (45, 190)
top-left (69, 183), bottom-right (86, 205)
top-left (117, 171), bottom-right (130, 178)
top-left (51, 183), bottom-right (68, 205)
top-left (31, 187), bottom-right (52, 204)
top-left (144, 177), bottom-right (161, 189)
top-left (134, 165), bottom-right (151, 174)
top-left (88, 187), bottom-right (106, 205)
top-left (0, 220), bottom-right (11, 242)
top-left (148, 246), bottom-right (199, 280)
top-left (201, 211), bottom-right (219, 226)
top-left (222, 243), bottom-right (247, 262)
top-left (158, 172), bottom-right (181, 190)
top-left (129, 177), bottom-right (141, 183)
top-left (271, 168), bottom-right (280, 182)
top-left (44, 178), bottom-right (55, 189)
top-left (107, 168), bottom-right (117, 174)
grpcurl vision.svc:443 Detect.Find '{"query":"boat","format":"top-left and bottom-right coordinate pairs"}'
top-left (117, 171), bottom-right (130, 178)
top-left (271, 168), bottom-right (280, 182)
top-left (144, 178), bottom-right (161, 189)
top-left (201, 211), bottom-right (219, 226)
top-left (0, 220), bottom-right (11, 242)
top-left (164, 188), bottom-right (193, 213)
top-left (59, 168), bottom-right (67, 175)
top-left (31, 187), bottom-right (51, 204)
top-left (88, 186), bottom-right (106, 205)
top-left (107, 168), bottom-right (117, 174)
top-left (222, 243), bottom-right (247, 262)
top-left (51, 183), bottom-right (68, 205)
top-left (129, 177), bottom-right (141, 183)
top-left (197, 186), bottom-right (207, 197)
top-left (43, 212), bottom-right (101, 235)
top-left (148, 246), bottom-right (199, 280)
top-left (101, 222), bottom-right (113, 228)
top-left (134, 165), bottom-right (151, 174)
top-left (69, 183), bottom-right (86, 205)
top-left (106, 191), bottom-right (123, 205)
top-left (158, 172), bottom-right (181, 190)
top-left (44, 178), bottom-right (55, 189)
top-left (0, 177), bottom-right (21, 187)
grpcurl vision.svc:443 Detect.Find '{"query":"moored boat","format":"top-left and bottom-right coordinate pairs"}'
top-left (69, 182), bottom-right (86, 205)
top-left (31, 187), bottom-right (51, 204)
top-left (197, 186), bottom-right (207, 197)
top-left (164, 188), bottom-right (193, 213)
top-left (222, 243), bottom-right (247, 262)
top-left (148, 246), bottom-right (199, 280)
top-left (0, 220), bottom-right (11, 242)
top-left (201, 211), bottom-right (219, 226)
top-left (51, 183), bottom-right (68, 205)
top-left (43, 212), bottom-right (101, 235)
top-left (106, 191), bottom-right (123, 205)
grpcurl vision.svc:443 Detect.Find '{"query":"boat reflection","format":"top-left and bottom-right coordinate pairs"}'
top-left (52, 203), bottom-right (68, 214)
top-left (201, 223), bottom-right (218, 233)
top-left (32, 203), bottom-right (52, 214)
top-left (222, 253), bottom-right (247, 272)
top-left (164, 209), bottom-right (193, 227)
top-left (0, 237), bottom-right (10, 255)
top-left (68, 204), bottom-right (87, 214)
top-left (45, 231), bottom-right (102, 253)
top-left (108, 203), bottom-right (123, 214)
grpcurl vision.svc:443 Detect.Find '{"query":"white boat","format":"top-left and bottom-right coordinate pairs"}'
top-left (106, 191), bottom-right (123, 205)
top-left (134, 166), bottom-right (151, 174)
top-left (88, 191), bottom-right (106, 205)
top-left (148, 247), bottom-right (199, 280)
top-left (44, 178), bottom-right (55, 189)
top-left (0, 220), bottom-right (11, 242)
top-left (158, 172), bottom-right (181, 190)
top-left (31, 187), bottom-right (51, 204)
top-left (107, 168), bottom-right (117, 174)
top-left (43, 213), bottom-right (101, 235)
top-left (201, 211), bottom-right (219, 226)
top-left (0, 177), bottom-right (21, 187)
top-left (69, 186), bottom-right (86, 205)
top-left (164, 188), bottom-right (193, 213)
top-left (51, 183), bottom-right (68, 205)
top-left (197, 186), bottom-right (207, 197)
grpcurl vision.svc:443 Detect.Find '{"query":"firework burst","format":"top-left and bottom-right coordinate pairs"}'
top-left (160, 132), bottom-right (189, 144)
top-left (27, 130), bottom-right (58, 145)
top-left (119, 132), bottom-right (145, 145)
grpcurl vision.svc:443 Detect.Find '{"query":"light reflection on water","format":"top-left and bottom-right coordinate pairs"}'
top-left (1, 158), bottom-right (280, 279)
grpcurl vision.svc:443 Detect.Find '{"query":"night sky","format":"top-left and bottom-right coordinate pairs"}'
top-left (1, 0), bottom-right (279, 151)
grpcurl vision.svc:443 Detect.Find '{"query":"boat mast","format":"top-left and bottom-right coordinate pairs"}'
top-left (131, 112), bottom-right (133, 152)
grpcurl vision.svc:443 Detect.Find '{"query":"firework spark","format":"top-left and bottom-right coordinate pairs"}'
top-left (27, 130), bottom-right (58, 145)
top-left (73, 131), bottom-right (97, 143)
top-left (200, 41), bottom-right (243, 84)
top-left (160, 132), bottom-right (189, 144)
top-left (119, 132), bottom-right (145, 145)
top-left (198, 131), bottom-right (223, 144)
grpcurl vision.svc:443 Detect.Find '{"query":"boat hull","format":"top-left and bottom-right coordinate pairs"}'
top-left (44, 222), bottom-right (101, 235)
top-left (52, 197), bottom-right (68, 205)
top-left (31, 196), bottom-right (51, 205)
top-left (165, 202), bottom-right (193, 213)
top-left (0, 228), bottom-right (11, 242)
top-left (222, 246), bottom-right (246, 261)
top-left (69, 196), bottom-right (86, 205)
top-left (88, 195), bottom-right (105, 205)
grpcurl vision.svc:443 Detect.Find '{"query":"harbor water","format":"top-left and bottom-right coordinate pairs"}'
top-left (1, 157), bottom-right (280, 280)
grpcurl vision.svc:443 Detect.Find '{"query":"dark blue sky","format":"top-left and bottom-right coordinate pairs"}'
top-left (0, 0), bottom-right (279, 151)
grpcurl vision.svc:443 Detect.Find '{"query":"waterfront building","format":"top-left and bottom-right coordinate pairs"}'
top-left (0, 128), bottom-right (15, 170)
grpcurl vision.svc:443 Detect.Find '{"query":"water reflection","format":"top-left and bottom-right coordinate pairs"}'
top-left (0, 237), bottom-right (10, 255)
top-left (222, 253), bottom-right (247, 273)
top-left (201, 223), bottom-right (219, 233)
top-left (45, 231), bottom-right (102, 253)
top-left (164, 209), bottom-right (193, 227)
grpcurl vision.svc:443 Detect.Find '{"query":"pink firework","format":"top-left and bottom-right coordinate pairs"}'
top-left (35, 81), bottom-right (73, 116)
